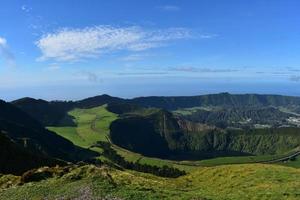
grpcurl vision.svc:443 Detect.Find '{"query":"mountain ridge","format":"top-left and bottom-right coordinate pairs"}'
top-left (11, 93), bottom-right (300, 127)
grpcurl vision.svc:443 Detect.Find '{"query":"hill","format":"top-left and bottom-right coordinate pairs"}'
top-left (0, 100), bottom-right (97, 174)
top-left (12, 93), bottom-right (300, 126)
top-left (12, 94), bottom-right (124, 126)
top-left (130, 93), bottom-right (300, 110)
top-left (12, 97), bottom-right (75, 126)
top-left (1, 163), bottom-right (300, 200)
top-left (174, 106), bottom-right (295, 128)
top-left (77, 94), bottom-right (125, 108)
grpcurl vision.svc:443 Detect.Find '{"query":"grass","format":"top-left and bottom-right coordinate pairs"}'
top-left (279, 155), bottom-right (300, 168)
top-left (48, 105), bottom-right (118, 152)
top-left (192, 153), bottom-right (296, 166)
top-left (1, 164), bottom-right (300, 200)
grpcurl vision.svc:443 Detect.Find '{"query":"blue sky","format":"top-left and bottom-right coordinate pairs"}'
top-left (0, 0), bottom-right (300, 100)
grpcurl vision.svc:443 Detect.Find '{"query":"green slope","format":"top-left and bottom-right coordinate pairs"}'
top-left (1, 163), bottom-right (300, 200)
top-left (48, 105), bottom-right (118, 151)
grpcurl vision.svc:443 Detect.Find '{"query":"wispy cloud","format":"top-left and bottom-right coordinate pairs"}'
top-left (198, 34), bottom-right (218, 39)
top-left (0, 37), bottom-right (15, 67)
top-left (169, 66), bottom-right (199, 72)
top-left (21, 5), bottom-right (32, 13)
top-left (46, 63), bottom-right (60, 71)
top-left (286, 67), bottom-right (300, 72)
top-left (169, 66), bottom-right (239, 73)
top-left (21, 4), bottom-right (56, 37)
top-left (35, 26), bottom-right (194, 62)
top-left (73, 71), bottom-right (102, 83)
top-left (121, 53), bottom-right (151, 61)
top-left (158, 5), bottom-right (180, 12)
top-left (289, 75), bottom-right (300, 82)
top-left (117, 72), bottom-right (168, 76)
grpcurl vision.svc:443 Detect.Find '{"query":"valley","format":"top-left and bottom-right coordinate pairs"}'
top-left (2, 93), bottom-right (300, 199)
top-left (2, 2), bottom-right (299, 199)
top-left (45, 97), bottom-right (300, 169)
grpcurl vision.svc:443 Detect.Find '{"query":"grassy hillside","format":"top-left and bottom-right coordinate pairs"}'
top-left (48, 105), bottom-right (118, 151)
top-left (1, 163), bottom-right (300, 200)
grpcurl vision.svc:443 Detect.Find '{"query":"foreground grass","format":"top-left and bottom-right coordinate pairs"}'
top-left (1, 164), bottom-right (300, 200)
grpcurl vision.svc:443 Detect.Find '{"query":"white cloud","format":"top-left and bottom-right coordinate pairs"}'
top-left (73, 71), bottom-right (101, 83)
top-left (0, 37), bottom-right (15, 67)
top-left (290, 75), bottom-right (300, 82)
top-left (121, 53), bottom-right (150, 61)
top-left (158, 5), bottom-right (180, 11)
top-left (199, 34), bottom-right (218, 39)
top-left (35, 26), bottom-right (192, 62)
top-left (0, 37), bottom-right (6, 46)
top-left (46, 63), bottom-right (61, 71)
top-left (169, 66), bottom-right (239, 73)
top-left (21, 5), bottom-right (32, 12)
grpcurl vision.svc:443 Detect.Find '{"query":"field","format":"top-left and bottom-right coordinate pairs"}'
top-left (48, 106), bottom-right (117, 154)
top-left (1, 164), bottom-right (300, 200)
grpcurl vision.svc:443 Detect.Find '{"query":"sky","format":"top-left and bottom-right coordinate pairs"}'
top-left (0, 0), bottom-right (300, 101)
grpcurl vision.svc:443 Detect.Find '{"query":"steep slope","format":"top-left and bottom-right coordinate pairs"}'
top-left (0, 132), bottom-right (61, 175)
top-left (110, 110), bottom-right (183, 158)
top-left (0, 100), bottom-right (97, 165)
top-left (110, 109), bottom-right (300, 159)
